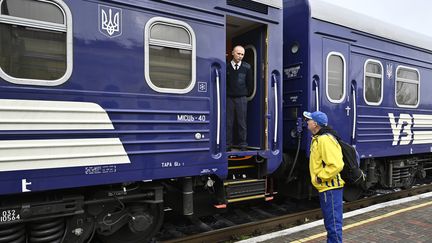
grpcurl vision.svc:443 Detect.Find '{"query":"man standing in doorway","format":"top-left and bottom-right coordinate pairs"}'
top-left (226, 45), bottom-right (253, 151)
top-left (303, 111), bottom-right (345, 243)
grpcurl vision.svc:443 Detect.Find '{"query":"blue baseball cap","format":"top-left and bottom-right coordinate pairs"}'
top-left (303, 111), bottom-right (328, 127)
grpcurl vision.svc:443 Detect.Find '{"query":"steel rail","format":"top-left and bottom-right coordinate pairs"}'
top-left (161, 184), bottom-right (432, 243)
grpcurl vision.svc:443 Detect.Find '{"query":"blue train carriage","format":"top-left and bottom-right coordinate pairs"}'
top-left (0, 0), bottom-right (283, 242)
top-left (282, 0), bottom-right (432, 201)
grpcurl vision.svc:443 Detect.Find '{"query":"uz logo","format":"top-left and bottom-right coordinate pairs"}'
top-left (99, 5), bottom-right (122, 38)
top-left (389, 113), bottom-right (412, 146)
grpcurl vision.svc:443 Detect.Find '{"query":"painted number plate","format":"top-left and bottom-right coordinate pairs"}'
top-left (0, 209), bottom-right (20, 222)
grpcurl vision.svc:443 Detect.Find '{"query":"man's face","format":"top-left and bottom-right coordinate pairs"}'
top-left (306, 118), bottom-right (318, 134)
top-left (232, 47), bottom-right (245, 63)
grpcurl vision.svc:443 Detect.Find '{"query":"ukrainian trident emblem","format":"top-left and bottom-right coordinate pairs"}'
top-left (386, 63), bottom-right (393, 80)
top-left (98, 5), bottom-right (122, 38)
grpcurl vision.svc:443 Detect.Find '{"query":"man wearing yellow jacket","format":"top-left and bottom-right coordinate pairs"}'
top-left (304, 111), bottom-right (344, 243)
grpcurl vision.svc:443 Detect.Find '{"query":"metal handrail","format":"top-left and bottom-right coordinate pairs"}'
top-left (215, 69), bottom-right (221, 148)
top-left (272, 74), bottom-right (278, 145)
top-left (313, 77), bottom-right (320, 111)
top-left (352, 84), bottom-right (357, 140)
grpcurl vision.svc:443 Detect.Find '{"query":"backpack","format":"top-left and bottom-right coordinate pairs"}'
top-left (337, 139), bottom-right (365, 185)
top-left (323, 134), bottom-right (365, 186)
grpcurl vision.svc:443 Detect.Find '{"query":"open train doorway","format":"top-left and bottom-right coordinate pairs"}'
top-left (226, 15), bottom-right (267, 151)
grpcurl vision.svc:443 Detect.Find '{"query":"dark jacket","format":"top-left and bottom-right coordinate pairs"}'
top-left (316, 126), bottom-right (339, 138)
top-left (226, 61), bottom-right (253, 97)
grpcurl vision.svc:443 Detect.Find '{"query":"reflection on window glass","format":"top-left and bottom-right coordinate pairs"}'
top-left (398, 68), bottom-right (418, 80)
top-left (0, 0), bottom-right (68, 82)
top-left (150, 24), bottom-right (190, 44)
top-left (0, 24), bottom-right (66, 80)
top-left (364, 61), bottom-right (382, 104)
top-left (147, 20), bottom-right (194, 91)
top-left (327, 54), bottom-right (344, 101)
top-left (1, 0), bottom-right (64, 24)
top-left (396, 68), bottom-right (419, 106)
top-left (149, 46), bottom-right (192, 89)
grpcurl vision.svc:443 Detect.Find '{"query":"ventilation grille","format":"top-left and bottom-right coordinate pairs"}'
top-left (227, 0), bottom-right (268, 14)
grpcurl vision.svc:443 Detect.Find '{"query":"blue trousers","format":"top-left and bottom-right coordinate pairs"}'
top-left (319, 188), bottom-right (343, 243)
top-left (226, 96), bottom-right (247, 147)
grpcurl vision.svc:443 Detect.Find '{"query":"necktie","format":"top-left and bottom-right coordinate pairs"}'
top-left (235, 63), bottom-right (238, 70)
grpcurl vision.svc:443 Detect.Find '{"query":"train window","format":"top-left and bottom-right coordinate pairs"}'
top-left (150, 24), bottom-right (191, 44)
top-left (1, 0), bottom-right (64, 24)
top-left (364, 60), bottom-right (383, 105)
top-left (145, 17), bottom-right (196, 94)
top-left (0, 0), bottom-right (72, 86)
top-left (395, 66), bottom-right (420, 107)
top-left (244, 45), bottom-right (257, 101)
top-left (326, 52), bottom-right (346, 103)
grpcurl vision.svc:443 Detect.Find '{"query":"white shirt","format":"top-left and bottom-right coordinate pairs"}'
top-left (231, 60), bottom-right (242, 70)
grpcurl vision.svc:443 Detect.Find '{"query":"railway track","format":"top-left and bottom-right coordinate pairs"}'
top-left (159, 184), bottom-right (432, 243)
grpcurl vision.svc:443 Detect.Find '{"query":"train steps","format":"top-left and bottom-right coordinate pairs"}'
top-left (214, 178), bottom-right (274, 208)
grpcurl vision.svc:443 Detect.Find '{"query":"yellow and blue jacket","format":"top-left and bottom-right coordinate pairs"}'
top-left (309, 133), bottom-right (345, 192)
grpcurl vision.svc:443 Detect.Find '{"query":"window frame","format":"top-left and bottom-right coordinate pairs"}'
top-left (144, 17), bottom-right (196, 94)
top-left (0, 0), bottom-right (73, 86)
top-left (325, 51), bottom-right (346, 103)
top-left (363, 59), bottom-right (384, 106)
top-left (244, 44), bottom-right (257, 101)
top-left (395, 65), bottom-right (420, 108)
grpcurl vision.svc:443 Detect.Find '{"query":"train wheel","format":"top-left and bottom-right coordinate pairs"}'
top-left (97, 202), bottom-right (164, 243)
top-left (402, 176), bottom-right (416, 189)
top-left (343, 185), bottom-right (363, 202)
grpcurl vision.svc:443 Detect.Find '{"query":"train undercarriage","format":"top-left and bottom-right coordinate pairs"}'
top-left (0, 154), bottom-right (274, 243)
top-left (1, 153), bottom-right (431, 243)
top-left (363, 154), bottom-right (432, 189)
top-left (0, 183), bottom-right (163, 243)
top-left (279, 151), bottom-right (432, 202)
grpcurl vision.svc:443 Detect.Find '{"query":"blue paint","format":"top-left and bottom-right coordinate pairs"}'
top-left (0, 0), bottom-right (283, 195)
top-left (282, 0), bottom-right (432, 163)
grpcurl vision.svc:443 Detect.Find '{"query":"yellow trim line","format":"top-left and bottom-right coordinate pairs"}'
top-left (228, 155), bottom-right (253, 161)
top-left (227, 194), bottom-right (265, 203)
top-left (228, 165), bottom-right (255, 170)
top-left (224, 179), bottom-right (260, 186)
top-left (291, 200), bottom-right (432, 242)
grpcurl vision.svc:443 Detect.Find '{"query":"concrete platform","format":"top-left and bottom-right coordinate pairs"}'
top-left (238, 191), bottom-right (432, 243)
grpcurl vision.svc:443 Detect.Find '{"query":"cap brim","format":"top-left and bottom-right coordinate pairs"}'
top-left (303, 111), bottom-right (312, 119)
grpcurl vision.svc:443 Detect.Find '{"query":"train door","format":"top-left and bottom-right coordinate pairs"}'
top-left (227, 15), bottom-right (267, 150)
top-left (321, 38), bottom-right (352, 142)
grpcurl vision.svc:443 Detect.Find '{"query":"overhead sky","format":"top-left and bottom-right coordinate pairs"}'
top-left (319, 0), bottom-right (430, 36)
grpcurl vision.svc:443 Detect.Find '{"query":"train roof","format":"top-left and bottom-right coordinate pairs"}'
top-left (308, 0), bottom-right (432, 51)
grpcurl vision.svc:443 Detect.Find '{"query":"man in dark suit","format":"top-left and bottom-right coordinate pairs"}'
top-left (226, 45), bottom-right (253, 151)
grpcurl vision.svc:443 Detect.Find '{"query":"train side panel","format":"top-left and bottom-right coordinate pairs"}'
top-left (0, 0), bottom-right (283, 196)
top-left (282, 0), bottom-right (432, 196)
top-left (0, 0), bottom-right (229, 195)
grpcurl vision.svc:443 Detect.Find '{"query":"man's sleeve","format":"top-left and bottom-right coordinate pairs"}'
top-left (317, 135), bottom-right (344, 180)
top-left (246, 66), bottom-right (253, 96)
